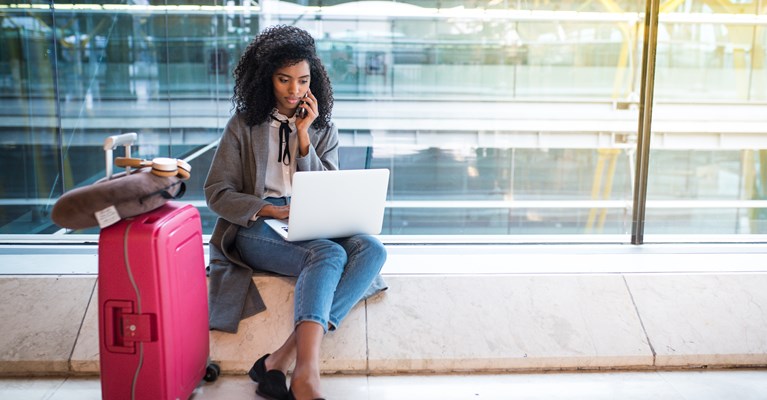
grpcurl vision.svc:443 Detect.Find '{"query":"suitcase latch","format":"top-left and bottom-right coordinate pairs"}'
top-left (122, 313), bottom-right (157, 343)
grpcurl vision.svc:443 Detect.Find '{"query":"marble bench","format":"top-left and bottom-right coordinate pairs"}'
top-left (2, 245), bottom-right (767, 376)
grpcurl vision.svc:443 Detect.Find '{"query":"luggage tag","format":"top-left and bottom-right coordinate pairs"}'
top-left (95, 206), bottom-right (121, 228)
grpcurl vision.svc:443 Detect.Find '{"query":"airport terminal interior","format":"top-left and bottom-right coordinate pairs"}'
top-left (1, 0), bottom-right (767, 398)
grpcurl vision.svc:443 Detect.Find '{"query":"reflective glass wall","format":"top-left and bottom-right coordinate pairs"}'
top-left (1, 0), bottom-right (766, 241)
top-left (646, 1), bottom-right (767, 237)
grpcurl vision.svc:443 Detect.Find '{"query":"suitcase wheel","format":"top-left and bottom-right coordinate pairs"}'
top-left (204, 362), bottom-right (221, 383)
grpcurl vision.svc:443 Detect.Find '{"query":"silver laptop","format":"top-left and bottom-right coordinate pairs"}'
top-left (265, 169), bottom-right (389, 241)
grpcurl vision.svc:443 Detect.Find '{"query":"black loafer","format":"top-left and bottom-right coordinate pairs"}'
top-left (249, 354), bottom-right (289, 400)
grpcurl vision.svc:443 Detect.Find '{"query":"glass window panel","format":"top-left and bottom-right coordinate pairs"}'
top-left (369, 145), bottom-right (634, 236)
top-left (646, 4), bottom-right (767, 239)
top-left (496, 1), bottom-right (643, 12)
top-left (645, 208), bottom-right (755, 235)
top-left (752, 25), bottom-right (766, 101)
top-left (2, 0), bottom-right (650, 243)
top-left (316, 19), bottom-right (366, 96)
top-left (0, 4), bottom-right (61, 234)
top-left (655, 22), bottom-right (755, 101)
top-left (516, 20), bottom-right (636, 99)
top-left (384, 208), bottom-right (632, 235)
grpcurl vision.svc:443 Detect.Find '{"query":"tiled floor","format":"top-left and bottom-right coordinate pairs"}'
top-left (1, 370), bottom-right (766, 400)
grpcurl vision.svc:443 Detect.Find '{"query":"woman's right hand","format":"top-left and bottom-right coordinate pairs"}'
top-left (258, 204), bottom-right (290, 220)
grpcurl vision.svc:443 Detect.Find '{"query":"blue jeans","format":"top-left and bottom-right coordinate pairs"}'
top-left (235, 197), bottom-right (387, 332)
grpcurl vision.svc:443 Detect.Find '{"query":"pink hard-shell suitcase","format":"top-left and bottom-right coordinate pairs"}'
top-left (96, 134), bottom-right (218, 399)
top-left (94, 134), bottom-right (217, 399)
top-left (98, 201), bottom-right (219, 399)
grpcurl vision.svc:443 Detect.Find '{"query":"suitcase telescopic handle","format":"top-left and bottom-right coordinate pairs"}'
top-left (104, 132), bottom-right (138, 179)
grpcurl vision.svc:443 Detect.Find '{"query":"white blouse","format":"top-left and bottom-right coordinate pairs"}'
top-left (263, 110), bottom-right (299, 199)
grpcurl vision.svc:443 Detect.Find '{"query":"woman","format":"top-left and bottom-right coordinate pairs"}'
top-left (204, 25), bottom-right (387, 400)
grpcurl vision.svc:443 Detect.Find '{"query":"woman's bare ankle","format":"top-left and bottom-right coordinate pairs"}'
top-left (265, 351), bottom-right (292, 374)
top-left (290, 365), bottom-right (322, 399)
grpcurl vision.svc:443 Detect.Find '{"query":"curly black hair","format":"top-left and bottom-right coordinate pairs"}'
top-left (232, 25), bottom-right (334, 129)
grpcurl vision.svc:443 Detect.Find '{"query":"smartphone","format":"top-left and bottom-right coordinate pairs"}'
top-left (296, 93), bottom-right (308, 118)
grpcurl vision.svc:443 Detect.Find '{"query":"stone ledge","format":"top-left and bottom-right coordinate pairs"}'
top-left (1, 272), bottom-right (766, 376)
top-left (0, 276), bottom-right (96, 376)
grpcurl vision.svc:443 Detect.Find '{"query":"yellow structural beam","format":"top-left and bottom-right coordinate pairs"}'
top-left (659, 0), bottom-right (686, 13)
top-left (585, 148), bottom-right (621, 233)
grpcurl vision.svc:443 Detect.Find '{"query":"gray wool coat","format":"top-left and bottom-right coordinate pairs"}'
top-left (204, 113), bottom-right (387, 333)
